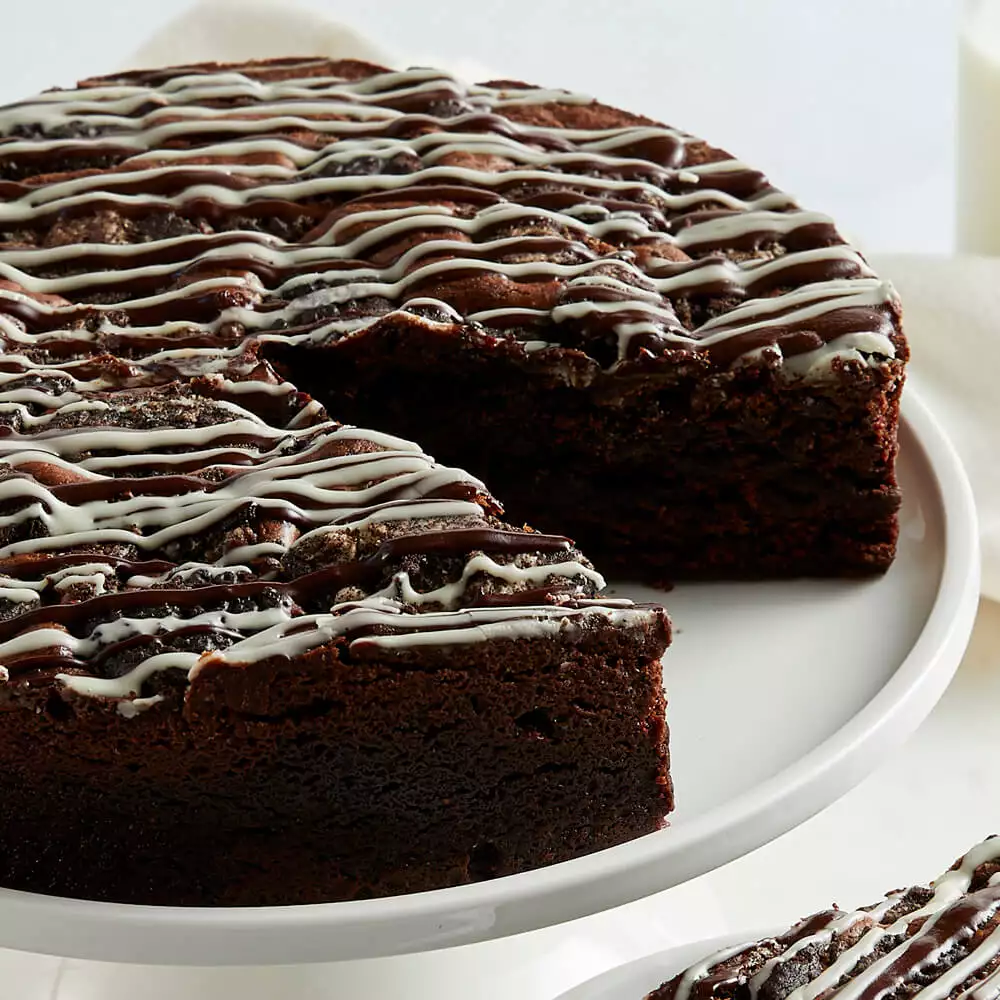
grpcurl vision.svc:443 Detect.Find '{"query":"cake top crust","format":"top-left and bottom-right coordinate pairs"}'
top-left (0, 58), bottom-right (903, 383)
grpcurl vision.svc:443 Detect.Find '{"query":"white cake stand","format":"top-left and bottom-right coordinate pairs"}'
top-left (0, 390), bottom-right (979, 993)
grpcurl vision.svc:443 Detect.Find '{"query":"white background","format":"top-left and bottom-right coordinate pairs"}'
top-left (0, 3), bottom-right (992, 997)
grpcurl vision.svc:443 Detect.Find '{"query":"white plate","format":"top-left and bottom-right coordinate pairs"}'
top-left (553, 931), bottom-right (774, 1000)
top-left (0, 389), bottom-right (979, 965)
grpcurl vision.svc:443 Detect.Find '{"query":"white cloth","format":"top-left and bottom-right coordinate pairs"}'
top-left (871, 254), bottom-right (1000, 601)
top-left (126, 0), bottom-right (396, 72)
top-left (123, 0), bottom-right (495, 85)
top-left (129, 4), bottom-right (1000, 601)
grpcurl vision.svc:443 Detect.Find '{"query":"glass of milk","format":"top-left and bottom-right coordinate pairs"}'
top-left (958, 0), bottom-right (1000, 253)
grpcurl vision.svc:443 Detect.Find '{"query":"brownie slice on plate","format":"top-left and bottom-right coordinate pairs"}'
top-left (0, 353), bottom-right (670, 905)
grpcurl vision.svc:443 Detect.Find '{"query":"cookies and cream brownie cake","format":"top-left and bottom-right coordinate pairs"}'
top-left (0, 55), bottom-right (903, 904)
top-left (0, 57), bottom-right (906, 583)
top-left (647, 836), bottom-right (1000, 1000)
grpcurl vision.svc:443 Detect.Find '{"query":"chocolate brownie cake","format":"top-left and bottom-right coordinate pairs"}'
top-left (647, 837), bottom-right (1000, 1000)
top-left (0, 56), bottom-right (904, 905)
top-left (0, 57), bottom-right (906, 583)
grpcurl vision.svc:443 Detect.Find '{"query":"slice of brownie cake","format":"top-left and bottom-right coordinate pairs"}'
top-left (0, 348), bottom-right (670, 905)
top-left (649, 837), bottom-right (1000, 1000)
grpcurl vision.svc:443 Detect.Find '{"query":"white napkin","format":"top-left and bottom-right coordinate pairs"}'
top-left (123, 0), bottom-right (495, 85)
top-left (126, 0), bottom-right (397, 72)
top-left (126, 3), bottom-right (1000, 601)
top-left (871, 254), bottom-right (1000, 601)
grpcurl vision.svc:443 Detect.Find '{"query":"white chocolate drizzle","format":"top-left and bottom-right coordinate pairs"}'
top-left (0, 62), bottom-right (900, 376)
top-left (0, 346), bottom-right (626, 712)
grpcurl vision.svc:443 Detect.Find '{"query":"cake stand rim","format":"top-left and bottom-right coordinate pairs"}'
top-left (0, 386), bottom-right (979, 965)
